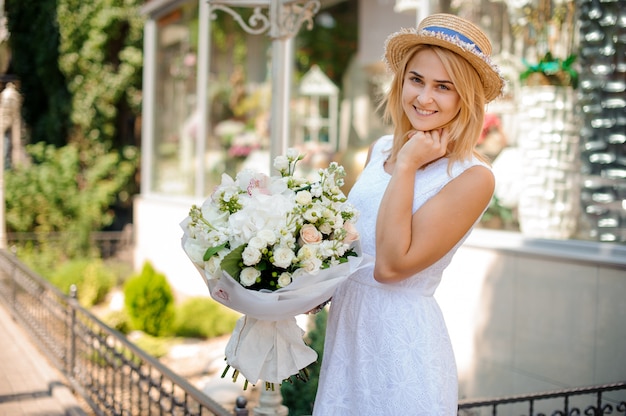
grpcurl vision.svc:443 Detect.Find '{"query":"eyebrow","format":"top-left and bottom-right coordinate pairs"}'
top-left (408, 70), bottom-right (454, 85)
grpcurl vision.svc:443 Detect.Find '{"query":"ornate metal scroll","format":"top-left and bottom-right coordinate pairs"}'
top-left (208, 0), bottom-right (321, 39)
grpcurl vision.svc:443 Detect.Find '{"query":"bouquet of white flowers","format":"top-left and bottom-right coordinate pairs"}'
top-left (180, 149), bottom-right (370, 387)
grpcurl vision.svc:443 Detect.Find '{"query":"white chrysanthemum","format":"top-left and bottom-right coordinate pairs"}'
top-left (242, 246), bottom-right (262, 266)
top-left (277, 272), bottom-right (292, 288)
top-left (272, 245), bottom-right (296, 269)
top-left (240, 267), bottom-right (261, 287)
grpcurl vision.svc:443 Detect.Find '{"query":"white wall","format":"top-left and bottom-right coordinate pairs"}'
top-left (133, 195), bottom-right (209, 299)
top-left (437, 229), bottom-right (626, 400)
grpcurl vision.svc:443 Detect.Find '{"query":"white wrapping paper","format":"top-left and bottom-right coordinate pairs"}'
top-left (195, 245), bottom-right (372, 385)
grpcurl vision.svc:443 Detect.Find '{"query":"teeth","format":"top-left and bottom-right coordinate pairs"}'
top-left (415, 108), bottom-right (435, 115)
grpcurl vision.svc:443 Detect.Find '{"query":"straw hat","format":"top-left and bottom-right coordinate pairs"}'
top-left (384, 13), bottom-right (504, 102)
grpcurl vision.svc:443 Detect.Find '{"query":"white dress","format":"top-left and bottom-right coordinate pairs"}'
top-left (313, 135), bottom-right (488, 416)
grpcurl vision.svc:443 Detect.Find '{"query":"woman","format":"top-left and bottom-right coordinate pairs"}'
top-left (312, 14), bottom-right (504, 415)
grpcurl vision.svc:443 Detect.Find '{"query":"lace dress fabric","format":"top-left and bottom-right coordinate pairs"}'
top-left (313, 135), bottom-right (488, 416)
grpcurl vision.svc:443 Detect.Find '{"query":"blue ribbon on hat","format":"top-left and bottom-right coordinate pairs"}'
top-left (423, 26), bottom-right (482, 54)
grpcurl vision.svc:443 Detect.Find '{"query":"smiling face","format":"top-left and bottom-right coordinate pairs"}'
top-left (401, 48), bottom-right (462, 132)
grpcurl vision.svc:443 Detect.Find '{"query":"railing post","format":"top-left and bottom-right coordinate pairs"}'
top-left (234, 396), bottom-right (248, 416)
top-left (69, 284), bottom-right (77, 380)
top-left (10, 248), bottom-right (17, 319)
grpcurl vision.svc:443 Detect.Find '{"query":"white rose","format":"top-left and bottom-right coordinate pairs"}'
top-left (295, 190), bottom-right (312, 205)
top-left (272, 245), bottom-right (296, 269)
top-left (248, 236), bottom-right (267, 250)
top-left (242, 246), bottom-right (262, 266)
top-left (300, 257), bottom-right (322, 274)
top-left (319, 222), bottom-right (332, 235)
top-left (240, 267), bottom-right (261, 287)
top-left (277, 272), bottom-right (292, 288)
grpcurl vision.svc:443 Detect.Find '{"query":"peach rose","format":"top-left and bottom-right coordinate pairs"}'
top-left (342, 221), bottom-right (359, 244)
top-left (299, 224), bottom-right (322, 245)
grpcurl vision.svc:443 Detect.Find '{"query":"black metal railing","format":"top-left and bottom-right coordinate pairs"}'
top-left (0, 248), bottom-right (245, 416)
top-left (458, 381), bottom-right (626, 415)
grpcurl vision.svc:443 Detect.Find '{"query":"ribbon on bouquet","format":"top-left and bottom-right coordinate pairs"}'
top-left (200, 245), bottom-right (373, 385)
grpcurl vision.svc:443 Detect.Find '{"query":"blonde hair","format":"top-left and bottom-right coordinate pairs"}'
top-left (381, 44), bottom-right (489, 168)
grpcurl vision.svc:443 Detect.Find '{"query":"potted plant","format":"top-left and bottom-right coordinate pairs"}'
top-left (520, 51), bottom-right (578, 88)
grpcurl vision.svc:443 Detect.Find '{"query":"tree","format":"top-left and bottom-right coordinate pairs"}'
top-left (57, 0), bottom-right (144, 150)
top-left (4, 0), bottom-right (143, 255)
top-left (5, 0), bottom-right (72, 146)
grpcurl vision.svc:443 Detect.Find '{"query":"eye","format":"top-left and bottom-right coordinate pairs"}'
top-left (437, 83), bottom-right (451, 90)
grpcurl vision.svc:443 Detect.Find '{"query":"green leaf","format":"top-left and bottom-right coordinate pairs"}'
top-left (203, 243), bottom-right (228, 262)
top-left (220, 244), bottom-right (246, 279)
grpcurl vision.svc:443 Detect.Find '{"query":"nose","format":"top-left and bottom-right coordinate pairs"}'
top-left (417, 87), bottom-right (434, 105)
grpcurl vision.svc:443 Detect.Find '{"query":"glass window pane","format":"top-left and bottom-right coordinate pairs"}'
top-left (152, 2), bottom-right (199, 195)
top-left (204, 9), bottom-right (272, 195)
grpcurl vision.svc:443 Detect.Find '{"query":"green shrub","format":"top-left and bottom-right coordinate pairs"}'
top-left (173, 297), bottom-right (240, 339)
top-left (14, 241), bottom-right (67, 278)
top-left (281, 308), bottom-right (327, 416)
top-left (49, 258), bottom-right (116, 307)
top-left (5, 143), bottom-right (137, 259)
top-left (123, 262), bottom-right (175, 337)
top-left (102, 309), bottom-right (133, 335)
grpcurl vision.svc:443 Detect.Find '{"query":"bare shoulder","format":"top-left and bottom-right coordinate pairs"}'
top-left (444, 164), bottom-right (495, 205)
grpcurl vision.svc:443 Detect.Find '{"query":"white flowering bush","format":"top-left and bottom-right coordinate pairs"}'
top-left (182, 148), bottom-right (359, 292)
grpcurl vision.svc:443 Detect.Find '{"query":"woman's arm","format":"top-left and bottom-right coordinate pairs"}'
top-left (374, 131), bottom-right (494, 283)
